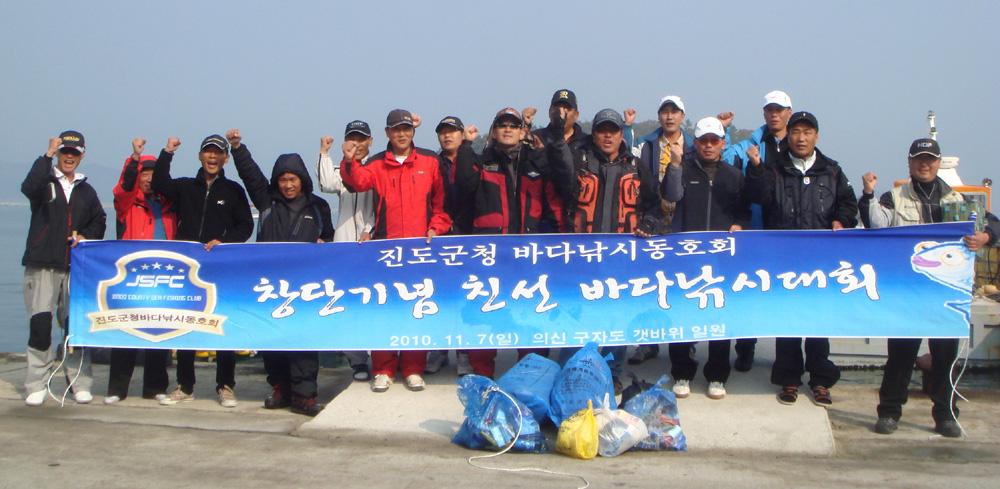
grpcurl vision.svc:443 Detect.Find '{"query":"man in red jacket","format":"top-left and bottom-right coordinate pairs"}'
top-left (340, 109), bottom-right (451, 392)
top-left (104, 137), bottom-right (179, 404)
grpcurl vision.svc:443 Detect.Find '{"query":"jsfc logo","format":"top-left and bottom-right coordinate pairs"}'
top-left (86, 250), bottom-right (226, 342)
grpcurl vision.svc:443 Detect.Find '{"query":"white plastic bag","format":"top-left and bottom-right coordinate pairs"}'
top-left (594, 393), bottom-right (647, 457)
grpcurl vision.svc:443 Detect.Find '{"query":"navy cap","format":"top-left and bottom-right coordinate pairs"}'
top-left (435, 116), bottom-right (465, 133)
top-left (345, 120), bottom-right (372, 138)
top-left (200, 134), bottom-right (229, 153)
top-left (787, 111), bottom-right (819, 131)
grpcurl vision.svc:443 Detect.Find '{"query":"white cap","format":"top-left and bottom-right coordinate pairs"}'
top-left (658, 95), bottom-right (685, 113)
top-left (763, 90), bottom-right (792, 109)
top-left (694, 117), bottom-right (725, 138)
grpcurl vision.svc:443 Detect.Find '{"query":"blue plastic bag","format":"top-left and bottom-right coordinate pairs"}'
top-left (549, 342), bottom-right (616, 426)
top-left (496, 353), bottom-right (560, 423)
top-left (452, 375), bottom-right (549, 453)
top-left (623, 375), bottom-right (687, 451)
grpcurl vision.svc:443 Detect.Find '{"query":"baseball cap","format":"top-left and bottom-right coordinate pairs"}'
top-left (386, 109), bottom-right (414, 128)
top-left (658, 95), bottom-right (685, 113)
top-left (58, 130), bottom-right (85, 153)
top-left (694, 117), bottom-right (725, 138)
top-left (763, 90), bottom-right (792, 109)
top-left (908, 138), bottom-right (941, 158)
top-left (787, 111), bottom-right (819, 131)
top-left (550, 89), bottom-right (577, 110)
top-left (493, 107), bottom-right (523, 124)
top-left (435, 116), bottom-right (465, 133)
top-left (200, 134), bottom-right (229, 153)
top-left (345, 120), bottom-right (372, 138)
top-left (137, 155), bottom-right (157, 170)
top-left (592, 109), bottom-right (624, 130)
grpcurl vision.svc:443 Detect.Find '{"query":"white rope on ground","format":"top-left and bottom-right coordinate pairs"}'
top-left (936, 337), bottom-right (970, 439)
top-left (466, 387), bottom-right (589, 489)
top-left (46, 334), bottom-right (83, 407)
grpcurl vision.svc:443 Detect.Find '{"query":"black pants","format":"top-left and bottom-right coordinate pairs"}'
top-left (735, 338), bottom-right (757, 356)
top-left (262, 351), bottom-right (319, 399)
top-left (877, 338), bottom-right (959, 423)
top-left (176, 350), bottom-right (236, 394)
top-left (107, 348), bottom-right (170, 399)
top-left (668, 340), bottom-right (731, 383)
top-left (771, 337), bottom-right (840, 388)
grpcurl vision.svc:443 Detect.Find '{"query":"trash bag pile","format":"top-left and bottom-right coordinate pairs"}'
top-left (452, 342), bottom-right (687, 457)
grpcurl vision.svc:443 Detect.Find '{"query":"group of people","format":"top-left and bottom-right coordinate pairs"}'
top-left (20, 89), bottom-right (999, 437)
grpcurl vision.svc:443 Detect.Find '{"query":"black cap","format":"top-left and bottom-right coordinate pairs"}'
top-left (435, 116), bottom-right (464, 133)
top-left (592, 109), bottom-right (624, 130)
top-left (345, 120), bottom-right (372, 138)
top-left (138, 155), bottom-right (157, 170)
top-left (908, 138), bottom-right (941, 158)
top-left (200, 134), bottom-right (229, 153)
top-left (58, 130), bottom-right (85, 152)
top-left (787, 111), bottom-right (819, 131)
top-left (386, 109), bottom-right (414, 128)
top-left (550, 89), bottom-right (577, 110)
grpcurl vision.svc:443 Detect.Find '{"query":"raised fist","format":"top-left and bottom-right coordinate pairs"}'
top-left (132, 138), bottom-right (147, 158)
top-left (716, 111), bottom-right (734, 128)
top-left (320, 136), bottom-right (334, 154)
top-left (411, 113), bottom-right (422, 128)
top-left (226, 129), bottom-right (242, 149)
top-left (166, 137), bottom-right (181, 153)
top-left (464, 125), bottom-right (479, 142)
top-left (862, 172), bottom-right (878, 194)
top-left (624, 108), bottom-right (637, 126)
top-left (342, 140), bottom-right (359, 161)
top-left (746, 145), bottom-right (761, 166)
top-left (46, 137), bottom-right (62, 157)
top-left (521, 107), bottom-right (538, 127)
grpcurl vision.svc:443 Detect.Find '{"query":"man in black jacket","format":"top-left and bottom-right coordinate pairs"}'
top-left (152, 134), bottom-right (254, 407)
top-left (228, 129), bottom-right (332, 416)
top-left (533, 89), bottom-right (588, 150)
top-left (662, 117), bottom-right (751, 400)
top-left (745, 111), bottom-right (858, 406)
top-left (21, 131), bottom-right (107, 406)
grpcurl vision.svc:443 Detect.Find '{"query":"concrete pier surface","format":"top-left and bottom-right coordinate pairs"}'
top-left (1, 345), bottom-right (997, 489)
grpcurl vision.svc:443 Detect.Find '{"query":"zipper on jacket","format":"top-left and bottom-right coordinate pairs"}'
top-left (198, 179), bottom-right (215, 242)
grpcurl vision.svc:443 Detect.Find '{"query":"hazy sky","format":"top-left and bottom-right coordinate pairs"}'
top-left (2, 1), bottom-right (997, 206)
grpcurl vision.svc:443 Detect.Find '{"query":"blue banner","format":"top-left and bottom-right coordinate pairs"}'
top-left (69, 222), bottom-right (974, 350)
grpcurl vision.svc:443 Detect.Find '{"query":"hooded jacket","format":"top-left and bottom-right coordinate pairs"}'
top-left (745, 144), bottom-right (858, 230)
top-left (568, 137), bottom-right (661, 235)
top-left (339, 144), bottom-right (451, 240)
top-left (151, 150), bottom-right (254, 244)
top-left (113, 155), bottom-right (177, 240)
top-left (21, 155), bottom-right (107, 270)
top-left (232, 145), bottom-right (333, 243)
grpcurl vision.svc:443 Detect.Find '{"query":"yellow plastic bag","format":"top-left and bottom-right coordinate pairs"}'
top-left (555, 400), bottom-right (598, 459)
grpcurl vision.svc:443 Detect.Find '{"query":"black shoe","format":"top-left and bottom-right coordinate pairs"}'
top-left (734, 350), bottom-right (754, 372)
top-left (777, 386), bottom-right (798, 405)
top-left (291, 396), bottom-right (324, 417)
top-left (264, 384), bottom-right (291, 409)
top-left (874, 417), bottom-right (897, 435)
top-left (627, 345), bottom-right (657, 365)
top-left (934, 419), bottom-right (962, 438)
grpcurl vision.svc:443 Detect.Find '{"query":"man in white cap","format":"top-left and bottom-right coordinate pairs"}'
top-left (661, 117), bottom-right (750, 400)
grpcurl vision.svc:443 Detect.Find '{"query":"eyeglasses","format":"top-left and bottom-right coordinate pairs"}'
top-left (496, 122), bottom-right (522, 129)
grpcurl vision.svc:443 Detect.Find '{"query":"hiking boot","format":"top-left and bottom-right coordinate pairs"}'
top-left (264, 384), bottom-right (291, 409)
top-left (352, 363), bottom-right (371, 382)
top-left (424, 350), bottom-right (449, 374)
top-left (218, 386), bottom-right (238, 408)
top-left (291, 396), bottom-right (324, 417)
top-left (777, 386), bottom-right (798, 405)
top-left (371, 374), bottom-right (393, 393)
top-left (810, 386), bottom-right (833, 407)
top-left (672, 379), bottom-right (691, 398)
top-left (734, 350), bottom-right (754, 372)
top-left (874, 417), bottom-right (898, 435)
top-left (628, 345), bottom-right (658, 365)
top-left (405, 374), bottom-right (426, 391)
top-left (25, 390), bottom-right (47, 407)
top-left (159, 386), bottom-right (193, 405)
top-left (707, 382), bottom-right (727, 400)
top-left (456, 352), bottom-right (473, 376)
top-left (935, 419), bottom-right (963, 438)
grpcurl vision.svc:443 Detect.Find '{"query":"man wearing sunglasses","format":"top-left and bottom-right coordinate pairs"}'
top-left (21, 131), bottom-right (107, 406)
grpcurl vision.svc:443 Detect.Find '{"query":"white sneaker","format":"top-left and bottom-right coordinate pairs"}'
top-left (405, 374), bottom-right (425, 391)
top-left (25, 390), bottom-right (47, 406)
top-left (707, 382), bottom-right (727, 400)
top-left (103, 395), bottom-right (121, 405)
top-left (456, 352), bottom-right (473, 376)
top-left (160, 385), bottom-right (194, 405)
top-left (74, 391), bottom-right (93, 404)
top-left (424, 350), bottom-right (449, 374)
top-left (672, 379), bottom-right (691, 398)
top-left (154, 393), bottom-right (168, 402)
top-left (371, 374), bottom-right (393, 393)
